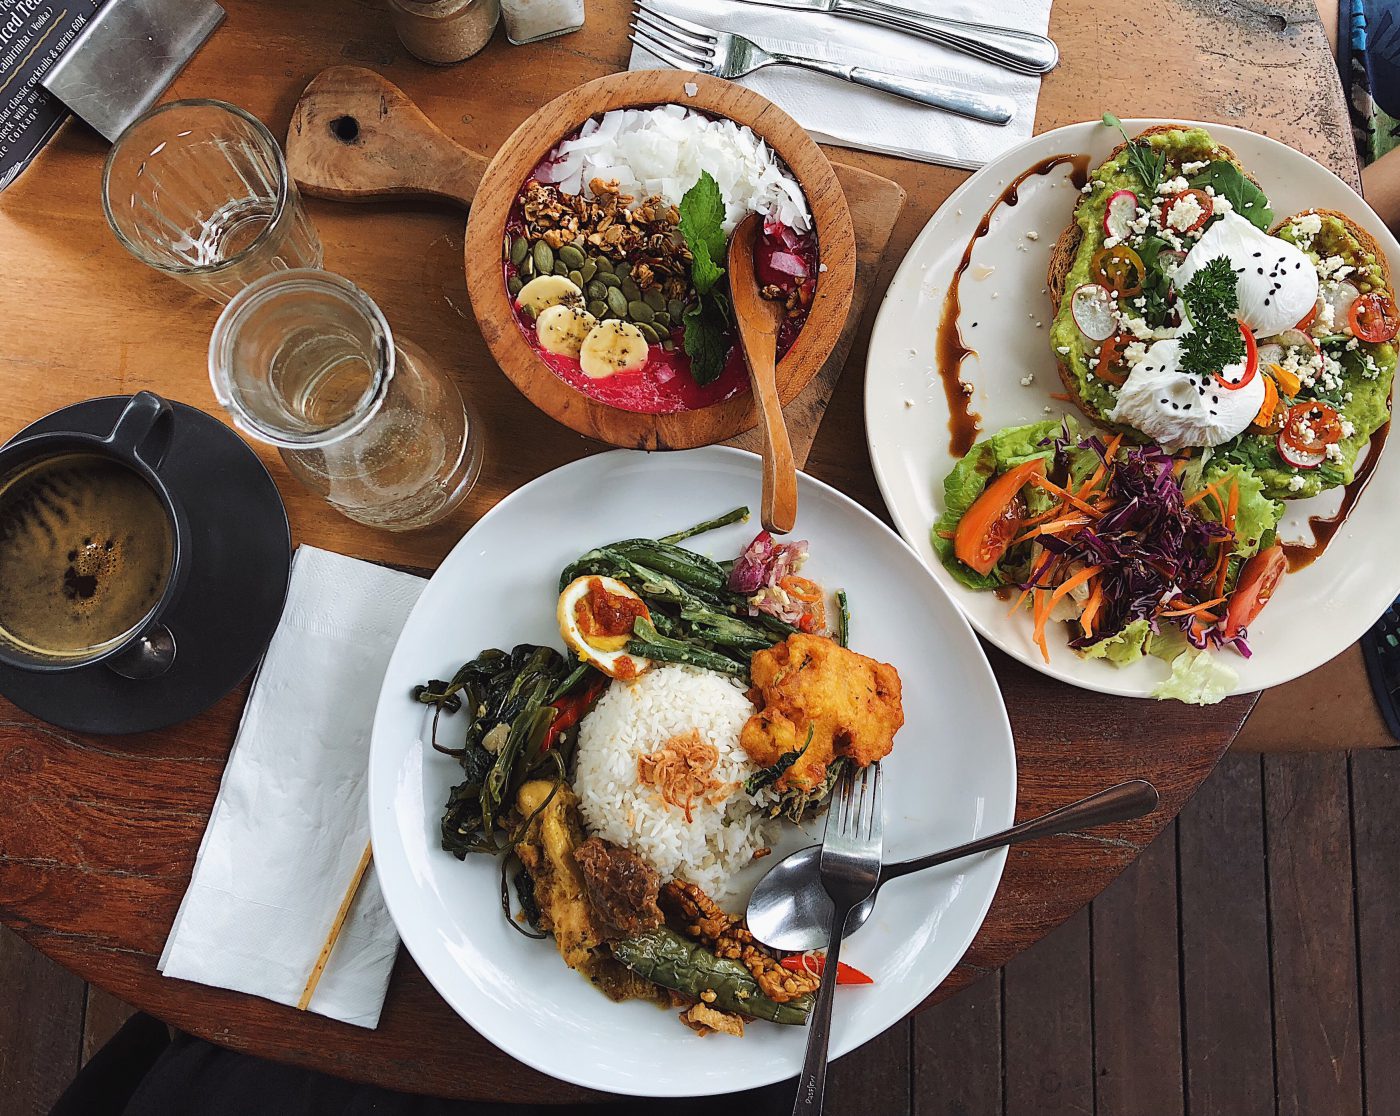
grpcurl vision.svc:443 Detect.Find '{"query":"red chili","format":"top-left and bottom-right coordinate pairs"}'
top-left (780, 955), bottom-right (875, 985)
top-left (542, 673), bottom-right (608, 751)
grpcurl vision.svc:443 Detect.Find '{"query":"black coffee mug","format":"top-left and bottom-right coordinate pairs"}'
top-left (0, 392), bottom-right (190, 678)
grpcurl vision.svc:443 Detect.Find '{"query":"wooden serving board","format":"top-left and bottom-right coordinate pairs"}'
top-left (286, 65), bottom-right (903, 458)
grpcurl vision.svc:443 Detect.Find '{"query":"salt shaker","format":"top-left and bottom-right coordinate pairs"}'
top-left (500, 0), bottom-right (584, 44)
top-left (389, 0), bottom-right (500, 64)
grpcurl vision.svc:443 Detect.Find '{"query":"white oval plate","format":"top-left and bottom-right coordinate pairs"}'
top-left (866, 119), bottom-right (1400, 698)
top-left (368, 447), bottom-right (1016, 1096)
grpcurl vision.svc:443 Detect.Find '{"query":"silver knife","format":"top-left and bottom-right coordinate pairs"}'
top-left (732, 0), bottom-right (1059, 75)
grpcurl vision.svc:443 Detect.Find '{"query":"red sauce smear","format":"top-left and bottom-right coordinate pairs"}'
top-left (1282, 423), bottom-right (1390, 571)
top-left (574, 577), bottom-right (649, 639)
top-left (937, 153), bottom-right (1091, 457)
top-left (505, 132), bottom-right (818, 416)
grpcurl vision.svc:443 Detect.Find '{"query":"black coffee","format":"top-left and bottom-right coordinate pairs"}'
top-left (0, 453), bottom-right (173, 658)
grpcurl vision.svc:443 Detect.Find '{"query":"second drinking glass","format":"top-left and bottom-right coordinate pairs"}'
top-left (209, 270), bottom-right (483, 531)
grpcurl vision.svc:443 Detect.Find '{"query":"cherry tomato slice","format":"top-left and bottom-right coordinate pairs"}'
top-left (1278, 400), bottom-right (1344, 457)
top-left (1294, 301), bottom-right (1319, 332)
top-left (1348, 291), bottom-right (1400, 343)
top-left (1221, 545), bottom-right (1287, 641)
top-left (1091, 245), bottom-right (1147, 297)
top-left (1156, 188), bottom-right (1213, 234)
top-left (1213, 322), bottom-right (1259, 390)
top-left (953, 459), bottom-right (1044, 576)
top-left (1095, 332), bottom-right (1132, 386)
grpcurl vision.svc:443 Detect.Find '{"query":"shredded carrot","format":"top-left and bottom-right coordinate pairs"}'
top-left (1027, 474), bottom-right (1101, 516)
top-left (1184, 481), bottom-right (1221, 509)
top-left (1048, 565), bottom-right (1103, 613)
top-left (935, 529), bottom-right (956, 540)
top-left (1011, 514), bottom-right (1093, 546)
top-left (1031, 589), bottom-right (1052, 663)
top-left (1079, 581), bottom-right (1104, 637)
top-left (1048, 391), bottom-right (1073, 402)
top-left (1158, 596), bottom-right (1226, 618)
top-left (1076, 434), bottom-right (1123, 498)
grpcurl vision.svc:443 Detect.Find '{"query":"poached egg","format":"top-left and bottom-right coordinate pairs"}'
top-left (1109, 336), bottom-right (1265, 452)
top-left (1172, 211), bottom-right (1318, 337)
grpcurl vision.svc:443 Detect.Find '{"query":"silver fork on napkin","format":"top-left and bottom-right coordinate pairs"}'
top-left (731, 0), bottom-right (1058, 75)
top-left (630, 1), bottom-right (1014, 125)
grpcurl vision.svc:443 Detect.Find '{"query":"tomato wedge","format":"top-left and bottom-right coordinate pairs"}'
top-left (1221, 545), bottom-right (1287, 640)
top-left (780, 955), bottom-right (875, 985)
top-left (1095, 332), bottom-right (1132, 386)
top-left (1092, 245), bottom-right (1147, 297)
top-left (1348, 290), bottom-right (1400, 342)
top-left (954, 459), bottom-right (1046, 576)
top-left (1214, 322), bottom-right (1258, 390)
top-left (1156, 188), bottom-right (1213, 234)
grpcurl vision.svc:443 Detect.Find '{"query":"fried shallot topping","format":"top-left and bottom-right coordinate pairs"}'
top-left (637, 730), bottom-right (725, 823)
top-left (678, 1001), bottom-right (746, 1037)
top-left (660, 880), bottom-right (820, 1004)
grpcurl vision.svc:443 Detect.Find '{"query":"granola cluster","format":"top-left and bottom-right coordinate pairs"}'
top-left (520, 178), bottom-right (691, 300)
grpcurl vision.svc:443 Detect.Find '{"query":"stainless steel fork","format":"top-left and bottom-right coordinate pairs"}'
top-left (630, 2), bottom-right (1014, 126)
top-left (793, 762), bottom-right (884, 1116)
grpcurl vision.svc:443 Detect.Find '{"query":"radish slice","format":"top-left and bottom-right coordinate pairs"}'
top-left (1276, 434), bottom-right (1325, 469)
top-left (1320, 279), bottom-right (1361, 331)
top-left (1256, 342), bottom-right (1285, 369)
top-left (1270, 328), bottom-right (1323, 363)
top-left (1102, 189), bottom-right (1139, 240)
top-left (1071, 283), bottom-right (1117, 341)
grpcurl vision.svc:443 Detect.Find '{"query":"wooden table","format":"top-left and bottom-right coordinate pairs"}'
top-left (0, 0), bottom-right (1352, 1103)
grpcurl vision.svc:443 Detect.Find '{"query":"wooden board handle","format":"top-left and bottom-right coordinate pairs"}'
top-left (286, 66), bottom-right (488, 210)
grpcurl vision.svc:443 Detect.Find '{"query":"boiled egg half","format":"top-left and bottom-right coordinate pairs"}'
top-left (557, 575), bottom-right (652, 680)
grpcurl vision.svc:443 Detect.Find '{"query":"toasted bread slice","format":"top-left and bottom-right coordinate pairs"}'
top-left (1046, 125), bottom-right (1258, 430)
top-left (1269, 208), bottom-right (1393, 292)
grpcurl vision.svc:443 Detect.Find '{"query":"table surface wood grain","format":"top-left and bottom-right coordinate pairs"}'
top-left (0, 0), bottom-right (1355, 1103)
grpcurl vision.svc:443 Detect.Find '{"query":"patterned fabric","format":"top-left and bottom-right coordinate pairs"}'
top-left (1342, 0), bottom-right (1400, 164)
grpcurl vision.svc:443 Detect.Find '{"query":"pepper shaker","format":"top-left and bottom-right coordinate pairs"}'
top-left (389, 0), bottom-right (500, 64)
top-left (500, 0), bottom-right (584, 44)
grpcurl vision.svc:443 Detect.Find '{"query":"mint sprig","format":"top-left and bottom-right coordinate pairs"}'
top-left (677, 172), bottom-right (731, 386)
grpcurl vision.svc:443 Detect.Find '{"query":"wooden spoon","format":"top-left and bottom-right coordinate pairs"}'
top-left (727, 214), bottom-right (798, 534)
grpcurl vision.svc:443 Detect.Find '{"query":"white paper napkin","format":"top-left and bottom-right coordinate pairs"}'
top-left (628, 0), bottom-right (1052, 168)
top-left (158, 545), bottom-right (427, 1029)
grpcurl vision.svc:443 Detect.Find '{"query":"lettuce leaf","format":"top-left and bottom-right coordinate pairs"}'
top-left (931, 419), bottom-right (1073, 590)
top-left (1151, 647), bottom-right (1238, 705)
top-left (1186, 462), bottom-right (1284, 561)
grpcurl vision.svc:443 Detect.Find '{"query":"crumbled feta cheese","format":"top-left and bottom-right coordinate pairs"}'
top-left (1341, 418), bottom-right (1356, 439)
top-left (683, 82), bottom-right (699, 97)
top-left (1181, 160), bottom-right (1211, 174)
top-left (1212, 193), bottom-right (1234, 214)
top-left (1291, 213), bottom-right (1323, 238)
top-left (961, 382), bottom-right (974, 396)
top-left (1317, 255), bottom-right (1355, 281)
top-left (818, 262), bottom-right (828, 273)
top-left (1081, 182), bottom-right (1094, 195)
top-left (1325, 442), bottom-right (1344, 461)
top-left (1316, 299), bottom-right (1336, 332)
top-left (1026, 230), bottom-right (1040, 241)
top-left (1020, 373), bottom-right (1036, 386)
top-left (1288, 474), bottom-right (1308, 491)
top-left (1157, 175), bottom-right (1189, 196)
top-left (1165, 192), bottom-right (1204, 231)
top-left (1124, 340), bottom-right (1149, 365)
top-left (1103, 235), bottom-right (1121, 249)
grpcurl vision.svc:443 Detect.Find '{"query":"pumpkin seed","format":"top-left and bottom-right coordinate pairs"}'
top-left (652, 311), bottom-right (671, 329)
top-left (579, 260), bottom-right (597, 284)
top-left (510, 236), bottom-right (529, 267)
top-left (599, 272), bottom-right (622, 289)
top-left (662, 339), bottom-right (675, 352)
top-left (637, 321), bottom-right (661, 344)
top-left (592, 256), bottom-right (614, 275)
top-left (629, 300), bottom-right (655, 324)
top-left (621, 278), bottom-right (642, 302)
top-left (667, 299), bottom-right (685, 320)
top-left (552, 260), bottom-right (568, 277)
top-left (507, 275), bottom-right (523, 297)
top-left (585, 280), bottom-right (608, 301)
top-left (520, 255), bottom-right (535, 279)
top-left (569, 269), bottom-right (583, 287)
top-left (532, 240), bottom-right (555, 275)
top-left (606, 287), bottom-right (630, 317)
top-left (643, 287), bottom-right (666, 311)
top-left (614, 260), bottom-right (632, 279)
top-left (588, 299), bottom-right (609, 318)
top-left (559, 244), bottom-right (585, 269)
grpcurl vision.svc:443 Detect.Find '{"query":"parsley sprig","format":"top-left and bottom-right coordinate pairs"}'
top-left (1179, 255), bottom-right (1245, 379)
top-left (1103, 112), bottom-right (1164, 199)
top-left (677, 171), bottom-right (732, 386)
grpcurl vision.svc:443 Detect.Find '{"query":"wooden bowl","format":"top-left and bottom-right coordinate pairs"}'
top-left (463, 71), bottom-right (856, 450)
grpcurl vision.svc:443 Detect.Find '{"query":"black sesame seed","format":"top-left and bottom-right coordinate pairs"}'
top-left (1253, 251), bottom-right (1262, 258)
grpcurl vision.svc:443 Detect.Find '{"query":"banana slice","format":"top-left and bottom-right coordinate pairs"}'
top-left (516, 275), bottom-right (582, 317)
top-left (578, 320), bottom-right (651, 379)
top-left (536, 304), bottom-right (596, 358)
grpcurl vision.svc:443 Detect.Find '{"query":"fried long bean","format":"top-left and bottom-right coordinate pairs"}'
top-left (658, 506), bottom-right (750, 544)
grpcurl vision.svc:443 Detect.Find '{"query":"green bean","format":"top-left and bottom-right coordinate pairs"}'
top-left (608, 539), bottom-right (729, 593)
top-left (628, 618), bottom-right (748, 678)
top-left (611, 928), bottom-right (813, 1025)
top-left (836, 589), bottom-right (850, 648)
top-left (658, 506), bottom-right (750, 544)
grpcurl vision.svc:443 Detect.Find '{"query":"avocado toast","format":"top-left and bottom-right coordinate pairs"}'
top-left (1046, 119), bottom-right (1396, 500)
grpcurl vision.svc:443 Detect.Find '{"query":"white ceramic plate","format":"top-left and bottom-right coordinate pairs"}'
top-left (866, 119), bottom-right (1400, 698)
top-left (368, 447), bottom-right (1015, 1096)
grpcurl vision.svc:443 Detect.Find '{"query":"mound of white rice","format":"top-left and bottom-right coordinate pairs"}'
top-left (574, 664), bottom-right (773, 901)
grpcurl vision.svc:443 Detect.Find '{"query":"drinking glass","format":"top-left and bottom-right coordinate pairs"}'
top-left (102, 99), bottom-right (322, 303)
top-left (209, 270), bottom-right (483, 531)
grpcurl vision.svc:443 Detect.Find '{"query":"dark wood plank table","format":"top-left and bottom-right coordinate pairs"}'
top-left (0, 0), bottom-right (1352, 1103)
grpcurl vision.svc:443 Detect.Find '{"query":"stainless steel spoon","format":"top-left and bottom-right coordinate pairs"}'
top-left (746, 779), bottom-right (1159, 951)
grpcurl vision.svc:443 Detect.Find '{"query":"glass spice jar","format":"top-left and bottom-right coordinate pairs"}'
top-left (389, 0), bottom-right (500, 64)
top-left (500, 0), bottom-right (584, 45)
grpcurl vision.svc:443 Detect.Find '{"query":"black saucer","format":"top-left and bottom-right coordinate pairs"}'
top-left (0, 397), bottom-right (292, 734)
